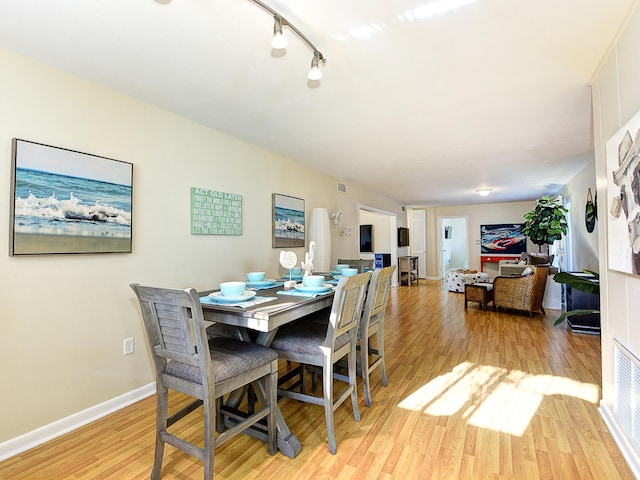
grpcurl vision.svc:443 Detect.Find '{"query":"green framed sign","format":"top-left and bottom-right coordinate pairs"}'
top-left (190, 187), bottom-right (242, 235)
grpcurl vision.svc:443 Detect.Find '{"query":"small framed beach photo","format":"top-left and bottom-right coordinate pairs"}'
top-left (272, 193), bottom-right (305, 248)
top-left (10, 139), bottom-right (133, 255)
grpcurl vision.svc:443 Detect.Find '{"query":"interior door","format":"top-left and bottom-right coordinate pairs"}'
top-left (411, 209), bottom-right (426, 278)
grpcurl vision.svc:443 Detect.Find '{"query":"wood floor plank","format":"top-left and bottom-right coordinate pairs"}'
top-left (0, 280), bottom-right (635, 479)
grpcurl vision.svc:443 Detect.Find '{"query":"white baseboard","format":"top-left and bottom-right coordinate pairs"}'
top-left (599, 403), bottom-right (640, 479)
top-left (0, 382), bottom-right (155, 462)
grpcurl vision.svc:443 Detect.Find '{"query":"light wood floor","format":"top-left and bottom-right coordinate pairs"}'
top-left (0, 280), bottom-right (634, 479)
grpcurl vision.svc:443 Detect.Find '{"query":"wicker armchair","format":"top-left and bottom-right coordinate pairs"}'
top-left (493, 265), bottom-right (549, 316)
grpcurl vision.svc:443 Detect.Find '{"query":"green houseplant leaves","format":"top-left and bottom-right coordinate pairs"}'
top-left (523, 196), bottom-right (568, 252)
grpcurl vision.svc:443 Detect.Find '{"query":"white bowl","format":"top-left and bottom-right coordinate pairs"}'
top-left (219, 281), bottom-right (247, 297)
top-left (247, 272), bottom-right (266, 282)
top-left (302, 275), bottom-right (325, 288)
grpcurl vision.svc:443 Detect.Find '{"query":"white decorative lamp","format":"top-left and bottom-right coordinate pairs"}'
top-left (308, 208), bottom-right (331, 271)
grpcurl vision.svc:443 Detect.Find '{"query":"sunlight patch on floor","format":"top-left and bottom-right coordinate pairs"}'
top-left (397, 362), bottom-right (600, 436)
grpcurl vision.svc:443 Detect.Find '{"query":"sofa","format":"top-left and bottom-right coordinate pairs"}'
top-left (498, 252), bottom-right (557, 276)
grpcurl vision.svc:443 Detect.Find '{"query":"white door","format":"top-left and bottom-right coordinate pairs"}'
top-left (440, 219), bottom-right (450, 278)
top-left (411, 209), bottom-right (426, 278)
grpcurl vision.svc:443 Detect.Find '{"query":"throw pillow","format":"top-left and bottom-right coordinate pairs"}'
top-left (521, 266), bottom-right (534, 276)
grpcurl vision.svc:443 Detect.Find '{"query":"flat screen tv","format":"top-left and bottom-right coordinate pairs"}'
top-left (398, 227), bottom-right (410, 247)
top-left (360, 224), bottom-right (373, 252)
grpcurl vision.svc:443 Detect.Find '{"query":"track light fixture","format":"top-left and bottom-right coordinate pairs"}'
top-left (308, 51), bottom-right (323, 80)
top-left (250, 0), bottom-right (326, 81)
top-left (271, 15), bottom-right (288, 49)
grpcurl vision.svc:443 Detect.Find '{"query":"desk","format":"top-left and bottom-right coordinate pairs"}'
top-left (398, 256), bottom-right (419, 285)
top-left (480, 254), bottom-right (519, 272)
top-left (200, 285), bottom-right (334, 458)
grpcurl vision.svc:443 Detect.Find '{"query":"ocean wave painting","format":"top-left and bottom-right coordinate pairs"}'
top-left (11, 139), bottom-right (133, 255)
top-left (272, 194), bottom-right (305, 248)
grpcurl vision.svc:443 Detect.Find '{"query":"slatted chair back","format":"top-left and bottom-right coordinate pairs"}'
top-left (358, 265), bottom-right (395, 406)
top-left (324, 271), bottom-right (372, 350)
top-left (134, 285), bottom-right (214, 398)
top-left (362, 265), bottom-right (395, 329)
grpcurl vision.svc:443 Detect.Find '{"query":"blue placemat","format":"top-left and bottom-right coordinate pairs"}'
top-left (249, 281), bottom-right (284, 291)
top-left (200, 296), bottom-right (277, 308)
top-left (276, 289), bottom-right (333, 298)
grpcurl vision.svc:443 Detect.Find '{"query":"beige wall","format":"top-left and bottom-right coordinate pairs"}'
top-left (591, 3), bottom-right (640, 474)
top-left (561, 160), bottom-right (600, 272)
top-left (0, 48), bottom-right (405, 445)
top-left (414, 201), bottom-right (536, 278)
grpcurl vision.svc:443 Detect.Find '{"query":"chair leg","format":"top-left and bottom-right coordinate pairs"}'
top-left (215, 397), bottom-right (224, 433)
top-left (203, 396), bottom-right (215, 480)
top-left (322, 356), bottom-right (338, 455)
top-left (348, 343), bottom-right (361, 422)
top-left (360, 333), bottom-right (373, 408)
top-left (377, 326), bottom-right (388, 388)
top-left (151, 385), bottom-right (168, 480)
top-left (267, 367), bottom-right (278, 456)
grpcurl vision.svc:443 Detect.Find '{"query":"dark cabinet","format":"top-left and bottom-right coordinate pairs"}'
top-left (565, 273), bottom-right (600, 334)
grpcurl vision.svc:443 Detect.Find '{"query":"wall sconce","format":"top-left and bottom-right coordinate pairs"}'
top-left (330, 209), bottom-right (351, 236)
top-left (330, 208), bottom-right (343, 226)
top-left (250, 0), bottom-right (326, 81)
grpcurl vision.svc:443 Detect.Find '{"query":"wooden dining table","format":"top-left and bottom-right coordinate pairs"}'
top-left (199, 282), bottom-right (335, 458)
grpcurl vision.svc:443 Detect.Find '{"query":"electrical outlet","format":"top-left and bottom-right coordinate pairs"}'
top-left (123, 337), bottom-right (134, 355)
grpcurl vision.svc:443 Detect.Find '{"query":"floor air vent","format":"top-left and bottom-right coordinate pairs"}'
top-left (614, 338), bottom-right (640, 453)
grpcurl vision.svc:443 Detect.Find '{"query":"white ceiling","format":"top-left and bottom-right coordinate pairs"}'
top-left (0, 0), bottom-right (634, 206)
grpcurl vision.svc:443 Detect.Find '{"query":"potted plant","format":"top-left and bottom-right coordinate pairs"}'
top-left (523, 196), bottom-right (568, 253)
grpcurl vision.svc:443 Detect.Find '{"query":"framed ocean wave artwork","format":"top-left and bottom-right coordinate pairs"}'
top-left (10, 139), bottom-right (133, 255)
top-left (272, 193), bottom-right (304, 248)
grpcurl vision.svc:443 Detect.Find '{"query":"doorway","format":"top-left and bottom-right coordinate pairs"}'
top-left (438, 216), bottom-right (468, 279)
top-left (359, 205), bottom-right (398, 286)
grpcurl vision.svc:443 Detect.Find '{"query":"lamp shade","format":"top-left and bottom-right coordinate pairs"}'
top-left (309, 208), bottom-right (331, 271)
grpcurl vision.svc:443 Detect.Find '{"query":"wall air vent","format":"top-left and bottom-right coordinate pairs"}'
top-left (614, 338), bottom-right (640, 454)
top-left (337, 182), bottom-right (347, 193)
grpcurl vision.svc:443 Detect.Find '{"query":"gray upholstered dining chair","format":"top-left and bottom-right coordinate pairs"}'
top-left (358, 265), bottom-right (395, 407)
top-left (269, 271), bottom-right (372, 454)
top-left (130, 284), bottom-right (278, 480)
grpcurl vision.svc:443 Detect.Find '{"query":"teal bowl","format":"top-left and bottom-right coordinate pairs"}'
top-left (219, 281), bottom-right (246, 297)
top-left (302, 275), bottom-right (325, 288)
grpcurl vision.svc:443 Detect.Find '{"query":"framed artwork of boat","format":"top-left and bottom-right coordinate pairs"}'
top-left (272, 193), bottom-right (305, 248)
top-left (10, 139), bottom-right (133, 255)
top-left (480, 223), bottom-right (526, 255)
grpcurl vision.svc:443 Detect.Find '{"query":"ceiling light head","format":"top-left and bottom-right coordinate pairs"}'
top-left (272, 15), bottom-right (288, 49)
top-left (476, 188), bottom-right (493, 197)
top-left (308, 51), bottom-right (323, 80)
